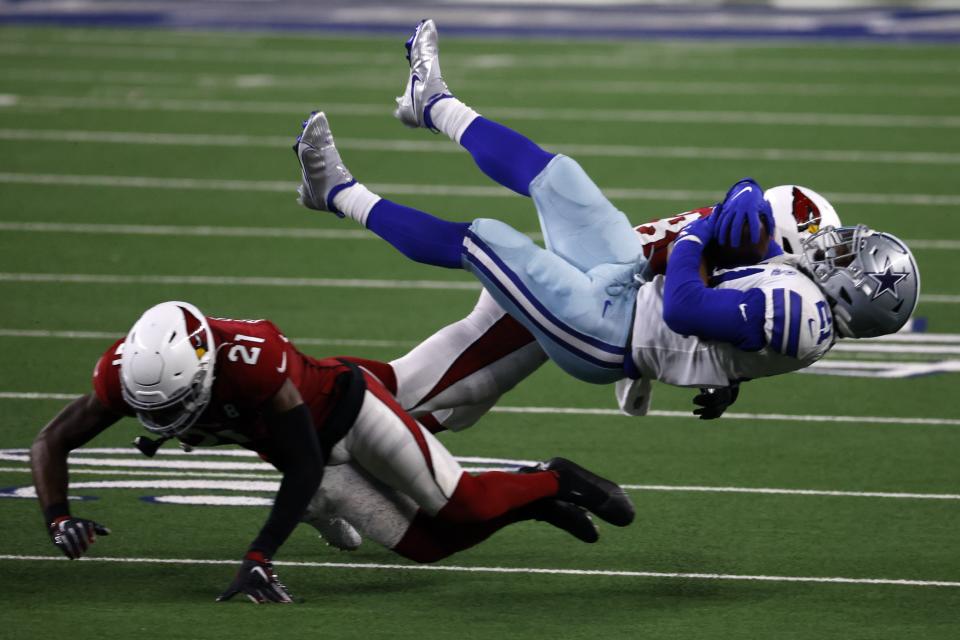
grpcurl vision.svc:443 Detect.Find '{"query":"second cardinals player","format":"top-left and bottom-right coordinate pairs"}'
top-left (30, 301), bottom-right (634, 603)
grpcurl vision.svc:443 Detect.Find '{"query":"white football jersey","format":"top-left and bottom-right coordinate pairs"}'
top-left (627, 257), bottom-right (835, 390)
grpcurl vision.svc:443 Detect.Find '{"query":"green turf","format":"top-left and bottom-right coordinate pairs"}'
top-left (1, 25), bottom-right (959, 639)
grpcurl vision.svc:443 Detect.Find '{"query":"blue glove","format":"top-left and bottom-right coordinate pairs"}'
top-left (714, 178), bottom-right (774, 248)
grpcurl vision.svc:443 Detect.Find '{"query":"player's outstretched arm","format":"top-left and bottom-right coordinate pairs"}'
top-left (218, 379), bottom-right (322, 604)
top-left (30, 393), bottom-right (121, 558)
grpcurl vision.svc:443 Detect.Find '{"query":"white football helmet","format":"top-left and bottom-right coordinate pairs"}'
top-left (765, 185), bottom-right (841, 254)
top-left (120, 301), bottom-right (216, 436)
top-left (800, 225), bottom-right (920, 339)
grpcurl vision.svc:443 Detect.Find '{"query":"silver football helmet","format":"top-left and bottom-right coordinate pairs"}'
top-left (800, 225), bottom-right (920, 338)
top-left (120, 301), bottom-right (216, 436)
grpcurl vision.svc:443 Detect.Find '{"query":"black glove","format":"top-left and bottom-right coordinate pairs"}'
top-left (693, 384), bottom-right (740, 420)
top-left (48, 516), bottom-right (110, 559)
top-left (217, 551), bottom-right (297, 604)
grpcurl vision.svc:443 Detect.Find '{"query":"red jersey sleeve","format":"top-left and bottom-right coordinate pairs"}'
top-left (635, 206), bottom-right (715, 275)
top-left (92, 338), bottom-right (135, 416)
top-left (210, 319), bottom-right (292, 408)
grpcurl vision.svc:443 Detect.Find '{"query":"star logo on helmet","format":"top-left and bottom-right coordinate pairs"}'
top-left (866, 260), bottom-right (908, 300)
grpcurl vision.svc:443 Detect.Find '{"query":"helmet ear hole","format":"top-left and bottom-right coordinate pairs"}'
top-left (782, 238), bottom-right (794, 254)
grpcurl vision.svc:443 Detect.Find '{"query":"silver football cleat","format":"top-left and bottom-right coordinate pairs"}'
top-left (303, 515), bottom-right (363, 551)
top-left (394, 19), bottom-right (452, 130)
top-left (293, 111), bottom-right (355, 215)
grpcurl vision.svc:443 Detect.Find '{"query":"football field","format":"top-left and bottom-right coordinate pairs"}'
top-left (1, 25), bottom-right (959, 639)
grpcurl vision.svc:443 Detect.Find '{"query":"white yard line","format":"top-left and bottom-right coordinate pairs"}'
top-left (6, 95), bottom-right (960, 129)
top-left (0, 272), bottom-right (480, 291)
top-left (0, 222), bottom-right (955, 253)
top-left (4, 67), bottom-right (960, 98)
top-left (1, 41), bottom-right (958, 75)
top-left (2, 464), bottom-right (958, 502)
top-left (5, 326), bottom-right (960, 349)
top-left (2, 172), bottom-right (958, 207)
top-left (0, 554), bottom-right (956, 588)
top-left (1, 391), bottom-right (958, 426)
top-left (0, 272), bottom-right (955, 305)
top-left (4, 128), bottom-right (960, 166)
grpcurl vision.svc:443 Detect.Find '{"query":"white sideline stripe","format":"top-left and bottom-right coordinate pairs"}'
top-left (0, 221), bottom-right (373, 241)
top-left (0, 554), bottom-right (956, 589)
top-left (5, 128), bottom-right (960, 166)
top-left (0, 272), bottom-right (955, 305)
top-left (0, 466), bottom-right (281, 481)
top-left (8, 327), bottom-right (960, 357)
top-left (7, 95), bottom-right (960, 129)
top-left (2, 172), bottom-right (958, 208)
top-left (0, 328), bottom-right (415, 349)
top-left (0, 272), bottom-right (480, 291)
top-left (2, 41), bottom-right (958, 75)
top-left (1, 391), bottom-right (958, 426)
top-left (831, 343), bottom-right (960, 355)
top-left (489, 406), bottom-right (960, 427)
top-left (622, 484), bottom-right (960, 501)
top-left (2, 465), bottom-right (958, 503)
top-left (5, 67), bottom-right (960, 99)
top-left (0, 222), bottom-right (955, 253)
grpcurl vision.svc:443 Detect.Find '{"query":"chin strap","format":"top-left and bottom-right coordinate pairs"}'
top-left (133, 434), bottom-right (195, 457)
top-left (133, 434), bottom-right (171, 457)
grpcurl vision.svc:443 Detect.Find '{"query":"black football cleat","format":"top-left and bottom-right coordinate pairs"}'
top-left (542, 457), bottom-right (635, 527)
top-left (528, 499), bottom-right (599, 543)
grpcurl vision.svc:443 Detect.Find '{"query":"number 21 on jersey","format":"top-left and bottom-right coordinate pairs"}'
top-left (227, 334), bottom-right (264, 365)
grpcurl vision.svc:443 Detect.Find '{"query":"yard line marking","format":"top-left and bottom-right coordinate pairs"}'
top-left (0, 272), bottom-right (955, 305)
top-left (622, 484), bottom-right (960, 501)
top-left (0, 328), bottom-right (413, 349)
top-left (831, 343), bottom-right (960, 355)
top-left (5, 128), bottom-right (960, 166)
top-left (1, 555), bottom-right (957, 588)
top-left (6, 326), bottom-right (960, 348)
top-left (0, 223), bottom-right (956, 254)
top-left (3, 464), bottom-right (958, 503)
top-left (490, 406), bottom-right (960, 427)
top-left (1, 41), bottom-right (958, 75)
top-left (2, 173), bottom-right (959, 207)
top-left (0, 221), bottom-right (375, 240)
top-left (922, 294), bottom-right (960, 303)
top-left (5, 67), bottom-right (960, 98)
top-left (8, 95), bottom-right (960, 129)
top-left (803, 359), bottom-right (960, 378)
top-left (2, 392), bottom-right (958, 426)
top-left (0, 272), bottom-right (480, 291)
top-left (0, 466), bottom-right (282, 480)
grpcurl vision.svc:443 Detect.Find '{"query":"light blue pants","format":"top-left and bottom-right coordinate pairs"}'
top-left (461, 155), bottom-right (647, 384)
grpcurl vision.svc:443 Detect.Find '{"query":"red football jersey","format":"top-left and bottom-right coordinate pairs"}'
top-left (634, 206), bottom-right (715, 275)
top-left (93, 317), bottom-right (356, 452)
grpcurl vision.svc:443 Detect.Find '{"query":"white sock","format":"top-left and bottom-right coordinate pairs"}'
top-left (428, 97), bottom-right (479, 145)
top-left (332, 182), bottom-right (381, 227)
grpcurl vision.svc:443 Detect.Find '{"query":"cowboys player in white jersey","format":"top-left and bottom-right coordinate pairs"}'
top-left (293, 18), bottom-right (919, 405)
top-left (347, 185), bottom-right (842, 434)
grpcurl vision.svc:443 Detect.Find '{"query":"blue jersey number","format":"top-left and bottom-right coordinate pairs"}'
top-left (815, 301), bottom-right (833, 344)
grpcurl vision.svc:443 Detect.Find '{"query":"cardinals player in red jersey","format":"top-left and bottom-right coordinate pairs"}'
top-left (30, 301), bottom-right (634, 604)
top-left (347, 185), bottom-right (841, 434)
